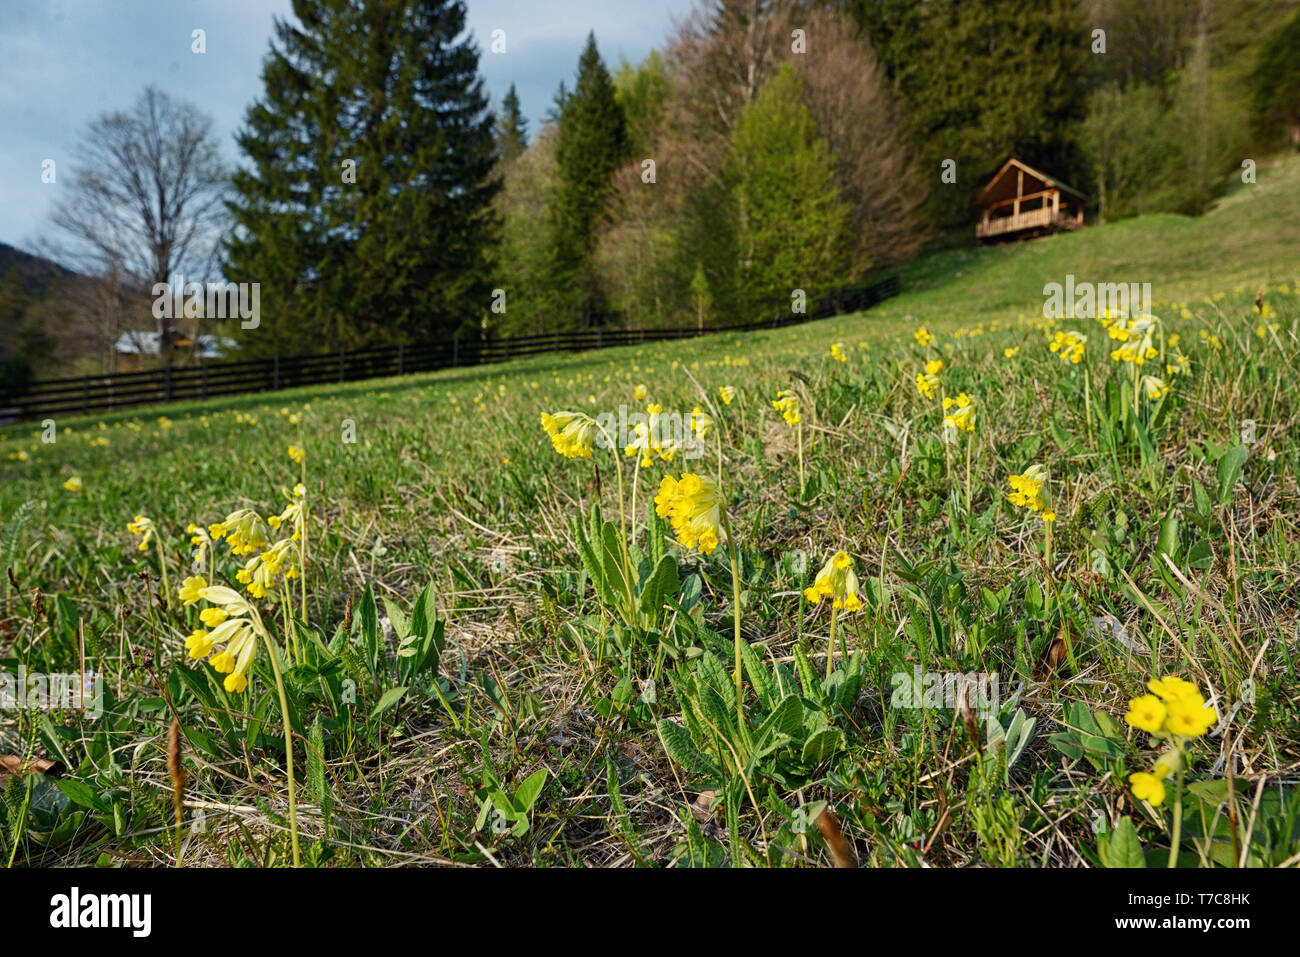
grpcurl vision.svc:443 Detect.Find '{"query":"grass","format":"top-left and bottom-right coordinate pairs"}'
top-left (1, 157), bottom-right (1298, 868)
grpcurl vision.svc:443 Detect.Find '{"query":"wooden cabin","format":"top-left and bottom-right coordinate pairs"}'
top-left (974, 158), bottom-right (1085, 242)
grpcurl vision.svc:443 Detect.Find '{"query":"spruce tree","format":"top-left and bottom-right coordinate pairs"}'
top-left (496, 84), bottom-right (529, 164)
top-left (550, 33), bottom-right (628, 328)
top-left (224, 0), bottom-right (500, 354)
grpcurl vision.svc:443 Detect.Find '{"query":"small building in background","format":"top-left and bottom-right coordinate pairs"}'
top-left (113, 330), bottom-right (236, 372)
top-left (974, 158), bottom-right (1086, 243)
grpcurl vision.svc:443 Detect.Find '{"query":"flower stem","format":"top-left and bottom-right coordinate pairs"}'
top-left (826, 606), bottom-right (839, 679)
top-left (722, 512), bottom-right (744, 725)
top-left (1167, 760), bottom-right (1185, 869)
top-left (155, 540), bottom-right (173, 614)
top-left (264, 636), bottom-right (301, 867)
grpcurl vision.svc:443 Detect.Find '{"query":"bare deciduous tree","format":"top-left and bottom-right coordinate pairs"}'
top-left (50, 85), bottom-right (227, 369)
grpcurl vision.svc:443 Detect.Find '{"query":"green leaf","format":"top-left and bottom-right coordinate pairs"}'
top-left (1106, 817), bottom-right (1146, 868)
top-left (368, 685), bottom-right (407, 719)
top-left (513, 768), bottom-right (549, 813)
top-left (658, 719), bottom-right (722, 780)
top-left (800, 726), bottom-right (846, 766)
top-left (307, 716), bottom-right (330, 824)
top-left (1215, 444), bottom-right (1248, 504)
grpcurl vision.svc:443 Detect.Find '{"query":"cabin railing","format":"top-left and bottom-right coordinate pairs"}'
top-left (976, 207), bottom-right (1078, 238)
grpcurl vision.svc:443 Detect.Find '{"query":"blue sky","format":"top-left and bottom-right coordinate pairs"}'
top-left (0, 0), bottom-right (694, 258)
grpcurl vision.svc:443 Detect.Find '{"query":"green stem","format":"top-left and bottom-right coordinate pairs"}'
top-left (826, 606), bottom-right (839, 679)
top-left (264, 636), bottom-right (301, 867)
top-left (1167, 760), bottom-right (1185, 869)
top-left (722, 512), bottom-right (744, 725)
top-left (155, 540), bottom-right (173, 615)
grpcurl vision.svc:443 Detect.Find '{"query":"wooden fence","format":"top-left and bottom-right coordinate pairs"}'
top-left (0, 275), bottom-right (899, 422)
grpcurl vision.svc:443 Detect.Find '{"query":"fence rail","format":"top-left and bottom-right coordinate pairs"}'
top-left (0, 275), bottom-right (899, 422)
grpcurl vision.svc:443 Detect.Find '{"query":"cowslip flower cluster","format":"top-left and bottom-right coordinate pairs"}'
top-left (915, 359), bottom-right (943, 399)
top-left (624, 404), bottom-right (681, 468)
top-left (1140, 375), bottom-right (1171, 401)
top-left (287, 444), bottom-right (306, 465)
top-left (186, 523), bottom-right (213, 567)
top-left (1006, 464), bottom-right (1048, 513)
top-left (941, 393), bottom-right (976, 441)
top-left (772, 390), bottom-right (801, 426)
top-left (1048, 330), bottom-right (1087, 364)
top-left (803, 551), bottom-right (862, 611)
top-left (210, 509), bottom-right (270, 557)
top-left (718, 385), bottom-right (736, 406)
top-left (689, 406), bottom-right (714, 439)
top-left (1125, 676), bottom-right (1218, 806)
top-left (126, 515), bottom-right (157, 551)
top-left (830, 342), bottom-right (847, 363)
top-left (913, 327), bottom-right (934, 347)
top-left (541, 411), bottom-right (599, 459)
top-left (180, 580), bottom-right (269, 693)
top-left (237, 539), bottom-right (301, 599)
top-left (654, 473), bottom-right (724, 554)
top-left (1108, 314), bottom-right (1160, 366)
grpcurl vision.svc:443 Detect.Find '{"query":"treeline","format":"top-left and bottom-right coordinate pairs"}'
top-left (6, 0), bottom-right (1300, 380)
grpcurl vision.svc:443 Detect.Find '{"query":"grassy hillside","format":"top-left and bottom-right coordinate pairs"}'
top-left (0, 157), bottom-right (1296, 868)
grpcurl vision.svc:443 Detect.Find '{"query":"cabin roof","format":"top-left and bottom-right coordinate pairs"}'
top-left (973, 158), bottom-right (1087, 208)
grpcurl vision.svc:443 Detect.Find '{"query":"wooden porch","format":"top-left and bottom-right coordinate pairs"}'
top-left (974, 158), bottom-right (1086, 243)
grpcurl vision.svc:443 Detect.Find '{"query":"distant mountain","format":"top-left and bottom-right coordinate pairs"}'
top-left (0, 242), bottom-right (78, 298)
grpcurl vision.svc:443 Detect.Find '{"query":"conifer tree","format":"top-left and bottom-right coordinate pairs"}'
top-left (225, 0), bottom-right (500, 354)
top-left (496, 84), bottom-right (529, 164)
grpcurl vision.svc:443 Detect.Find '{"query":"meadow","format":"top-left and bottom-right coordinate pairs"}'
top-left (1, 157), bottom-right (1297, 868)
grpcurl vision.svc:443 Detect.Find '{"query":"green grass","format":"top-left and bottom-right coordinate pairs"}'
top-left (1, 157), bottom-right (1297, 868)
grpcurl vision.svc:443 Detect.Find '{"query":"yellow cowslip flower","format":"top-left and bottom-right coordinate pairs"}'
top-left (199, 606), bottom-right (229, 628)
top-left (913, 327), bottom-right (934, 347)
top-left (772, 390), bottom-right (801, 426)
top-left (1146, 676), bottom-right (1202, 709)
top-left (63, 476), bottom-right (83, 492)
top-left (1129, 771), bottom-right (1167, 807)
top-left (193, 585), bottom-right (269, 693)
top-left (654, 473), bottom-right (724, 555)
top-left (184, 628), bottom-right (216, 660)
top-left (719, 385), bottom-right (736, 406)
top-left (1165, 352), bottom-right (1190, 377)
top-left (186, 523), bottom-right (213, 566)
top-left (1007, 464), bottom-right (1047, 512)
top-left (1125, 694), bottom-right (1167, 734)
top-left (803, 550), bottom-right (863, 611)
top-left (941, 393), bottom-right (976, 436)
top-left (211, 508), bottom-right (270, 557)
top-left (915, 359), bottom-right (943, 400)
top-left (178, 575), bottom-right (208, 606)
top-left (127, 514), bottom-right (157, 551)
top-left (268, 483), bottom-right (308, 539)
top-left (690, 407), bottom-right (714, 439)
top-left (287, 445), bottom-right (306, 464)
top-left (239, 539), bottom-right (301, 599)
top-left (540, 411), bottom-right (599, 459)
top-left (1041, 510), bottom-right (1057, 524)
top-left (830, 342), bottom-right (847, 363)
top-left (1140, 375), bottom-right (1170, 401)
top-left (1165, 698), bottom-right (1218, 737)
top-left (1003, 346), bottom-right (1020, 358)
top-left (1048, 330), bottom-right (1087, 363)
top-left (633, 384), bottom-right (648, 401)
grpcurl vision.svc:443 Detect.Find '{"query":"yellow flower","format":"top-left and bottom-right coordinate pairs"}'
top-left (1125, 694), bottom-right (1167, 734)
top-left (654, 473), bottom-right (724, 554)
top-left (127, 514), bottom-right (156, 550)
top-left (63, 476), bottom-right (83, 492)
top-left (718, 385), bottom-right (736, 406)
top-left (1048, 330), bottom-right (1087, 363)
top-left (540, 411), bottom-right (599, 459)
top-left (803, 550), bottom-right (863, 611)
top-left (1129, 771), bottom-right (1167, 806)
top-left (211, 509), bottom-right (270, 557)
top-left (178, 575), bottom-right (208, 606)
top-left (772, 390), bottom-right (801, 426)
top-left (184, 629), bottom-right (216, 659)
top-left (830, 342), bottom-right (847, 363)
top-left (186, 523), bottom-right (213, 566)
top-left (1007, 464), bottom-right (1047, 512)
top-left (633, 384), bottom-right (648, 401)
top-left (1041, 510), bottom-right (1057, 523)
top-left (1140, 375), bottom-right (1170, 401)
top-left (287, 445), bottom-right (306, 464)
top-left (940, 393), bottom-right (976, 436)
top-left (199, 606), bottom-right (229, 628)
top-left (913, 327), bottom-right (934, 347)
top-left (1003, 346), bottom-right (1020, 358)
top-left (690, 406), bottom-right (714, 439)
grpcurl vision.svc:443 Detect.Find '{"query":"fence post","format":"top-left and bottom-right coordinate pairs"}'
top-left (202, 364), bottom-right (209, 400)
top-left (452, 335), bottom-right (459, 367)
top-left (339, 347), bottom-right (345, 383)
top-left (83, 380), bottom-right (89, 415)
top-left (397, 343), bottom-right (404, 376)
top-left (163, 365), bottom-right (172, 402)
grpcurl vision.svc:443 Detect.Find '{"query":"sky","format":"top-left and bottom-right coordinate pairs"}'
top-left (0, 0), bottom-right (695, 260)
